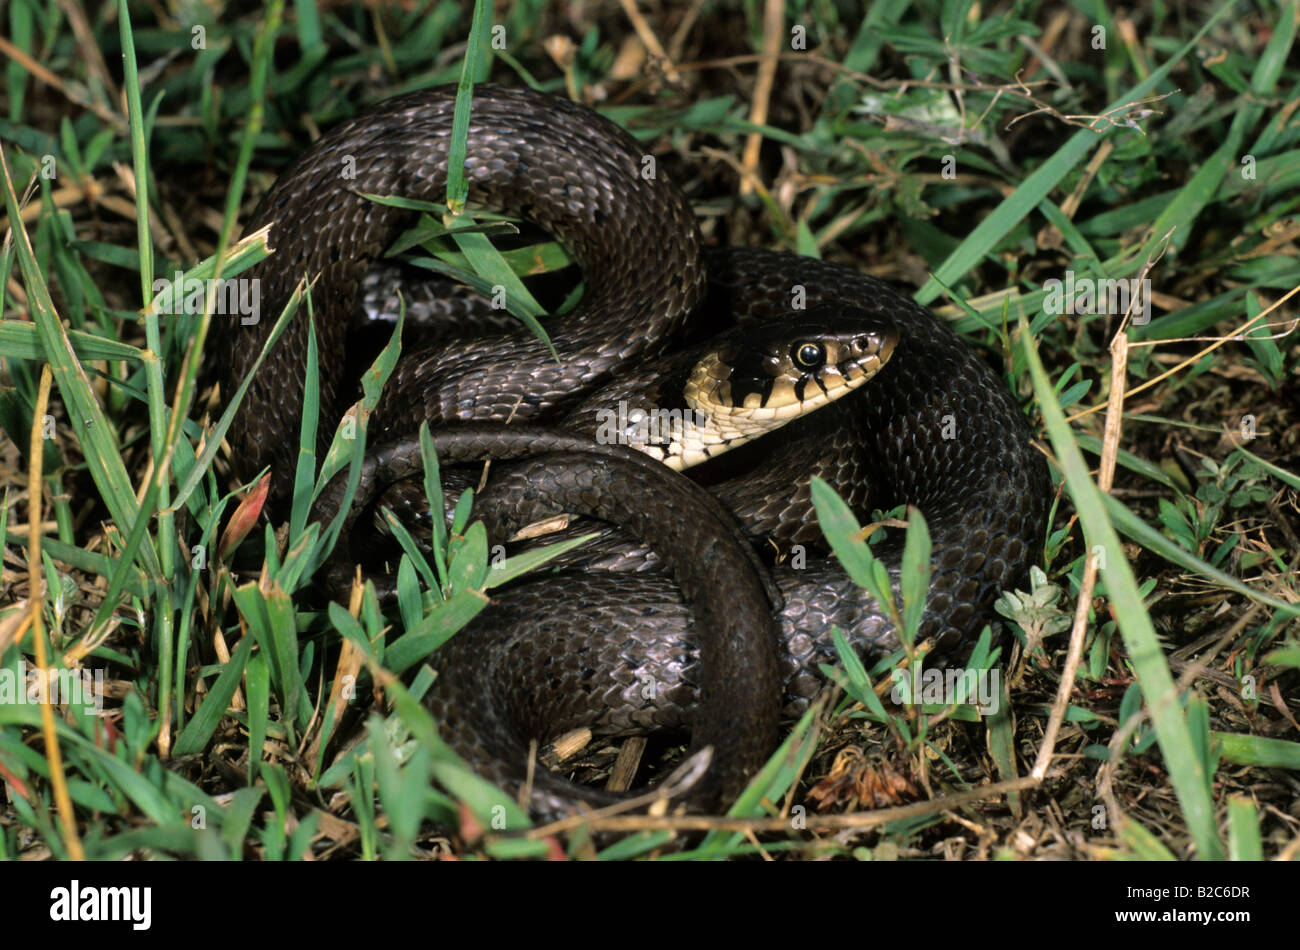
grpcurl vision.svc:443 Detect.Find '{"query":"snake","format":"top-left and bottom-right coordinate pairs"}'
top-left (216, 84), bottom-right (1052, 818)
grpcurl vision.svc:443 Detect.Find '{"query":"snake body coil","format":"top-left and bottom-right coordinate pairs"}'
top-left (218, 85), bottom-right (1052, 817)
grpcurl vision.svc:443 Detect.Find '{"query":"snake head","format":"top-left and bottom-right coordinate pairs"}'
top-left (576, 306), bottom-right (898, 471)
top-left (685, 305), bottom-right (898, 425)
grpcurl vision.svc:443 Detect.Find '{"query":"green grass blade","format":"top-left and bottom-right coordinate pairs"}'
top-left (1213, 732), bottom-right (1300, 770)
top-left (1021, 314), bottom-right (1224, 860)
top-left (173, 633), bottom-right (256, 756)
top-left (0, 321), bottom-right (143, 362)
top-left (1226, 796), bottom-right (1264, 861)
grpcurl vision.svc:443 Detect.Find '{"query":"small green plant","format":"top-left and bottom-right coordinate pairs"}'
top-left (1158, 452), bottom-right (1275, 564)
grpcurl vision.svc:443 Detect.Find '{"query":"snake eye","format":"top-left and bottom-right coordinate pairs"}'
top-left (792, 342), bottom-right (826, 370)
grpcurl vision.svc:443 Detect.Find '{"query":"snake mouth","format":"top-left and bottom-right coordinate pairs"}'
top-left (625, 306), bottom-right (900, 470)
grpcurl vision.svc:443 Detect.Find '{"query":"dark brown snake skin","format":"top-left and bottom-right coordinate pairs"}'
top-left (217, 84), bottom-right (1052, 818)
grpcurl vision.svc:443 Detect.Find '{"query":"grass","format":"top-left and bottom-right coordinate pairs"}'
top-left (0, 0), bottom-right (1298, 860)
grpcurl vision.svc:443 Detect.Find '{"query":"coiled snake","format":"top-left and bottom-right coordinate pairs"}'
top-left (217, 84), bottom-right (1052, 818)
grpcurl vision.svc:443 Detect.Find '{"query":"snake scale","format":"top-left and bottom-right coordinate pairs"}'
top-left (217, 84), bottom-right (1052, 817)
